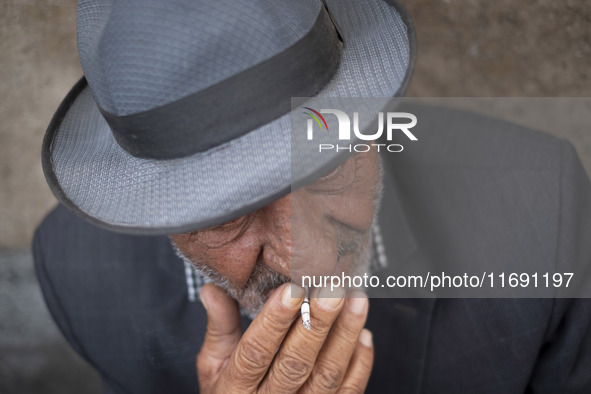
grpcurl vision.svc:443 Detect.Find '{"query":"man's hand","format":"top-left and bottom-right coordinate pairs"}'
top-left (197, 283), bottom-right (373, 393)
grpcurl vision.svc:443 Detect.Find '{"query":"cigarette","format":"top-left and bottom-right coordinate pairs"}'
top-left (301, 288), bottom-right (311, 330)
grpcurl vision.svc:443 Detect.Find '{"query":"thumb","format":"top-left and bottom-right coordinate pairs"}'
top-left (197, 283), bottom-right (242, 388)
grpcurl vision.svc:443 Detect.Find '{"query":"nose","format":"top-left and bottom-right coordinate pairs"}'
top-left (258, 194), bottom-right (292, 277)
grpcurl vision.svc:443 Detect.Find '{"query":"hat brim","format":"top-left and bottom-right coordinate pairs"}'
top-left (42, 0), bottom-right (416, 235)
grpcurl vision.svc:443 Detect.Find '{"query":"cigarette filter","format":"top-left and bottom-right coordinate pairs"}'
top-left (301, 297), bottom-right (311, 330)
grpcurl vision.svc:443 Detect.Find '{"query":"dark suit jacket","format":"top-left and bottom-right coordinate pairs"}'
top-left (33, 107), bottom-right (591, 393)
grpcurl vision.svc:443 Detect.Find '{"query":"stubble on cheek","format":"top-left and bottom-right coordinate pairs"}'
top-left (170, 238), bottom-right (290, 318)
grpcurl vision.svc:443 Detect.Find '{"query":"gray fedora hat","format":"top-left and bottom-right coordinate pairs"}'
top-left (42, 0), bottom-right (415, 235)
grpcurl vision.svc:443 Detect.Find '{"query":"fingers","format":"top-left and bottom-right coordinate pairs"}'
top-left (198, 283), bottom-right (373, 394)
top-left (300, 291), bottom-right (369, 394)
top-left (338, 329), bottom-right (374, 394)
top-left (259, 287), bottom-right (348, 393)
top-left (217, 283), bottom-right (305, 391)
top-left (196, 283), bottom-right (242, 391)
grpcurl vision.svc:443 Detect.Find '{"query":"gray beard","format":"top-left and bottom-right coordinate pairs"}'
top-left (171, 240), bottom-right (290, 318)
top-left (171, 156), bottom-right (384, 319)
top-left (171, 232), bottom-right (372, 319)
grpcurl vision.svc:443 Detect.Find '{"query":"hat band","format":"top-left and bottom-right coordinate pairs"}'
top-left (98, 5), bottom-right (343, 160)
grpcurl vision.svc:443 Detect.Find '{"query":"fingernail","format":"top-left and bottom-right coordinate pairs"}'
top-left (281, 283), bottom-right (304, 307)
top-left (317, 286), bottom-right (345, 310)
top-left (347, 293), bottom-right (368, 315)
top-left (359, 329), bottom-right (373, 348)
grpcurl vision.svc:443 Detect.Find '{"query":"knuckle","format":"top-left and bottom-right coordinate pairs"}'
top-left (336, 318), bottom-right (362, 340)
top-left (309, 315), bottom-right (335, 336)
top-left (274, 353), bottom-right (311, 383)
top-left (307, 328), bottom-right (328, 343)
top-left (338, 385), bottom-right (365, 394)
top-left (357, 349), bottom-right (374, 371)
top-left (312, 360), bottom-right (344, 390)
top-left (234, 338), bottom-right (270, 374)
top-left (259, 312), bottom-right (288, 333)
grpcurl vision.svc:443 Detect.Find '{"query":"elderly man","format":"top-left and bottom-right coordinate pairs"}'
top-left (34, 0), bottom-right (591, 393)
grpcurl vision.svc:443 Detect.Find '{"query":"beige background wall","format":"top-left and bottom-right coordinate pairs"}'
top-left (1, 0), bottom-right (81, 248)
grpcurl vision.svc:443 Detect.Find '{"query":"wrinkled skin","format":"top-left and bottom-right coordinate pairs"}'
top-left (171, 149), bottom-right (381, 393)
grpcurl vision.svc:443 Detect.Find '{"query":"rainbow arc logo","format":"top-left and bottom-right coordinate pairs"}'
top-left (302, 107), bottom-right (328, 131)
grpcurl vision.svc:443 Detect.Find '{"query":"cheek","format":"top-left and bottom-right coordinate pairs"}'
top-left (291, 201), bottom-right (340, 279)
top-left (327, 151), bottom-right (379, 231)
top-left (291, 244), bottom-right (340, 284)
top-left (330, 190), bottom-right (376, 230)
top-left (320, 180), bottom-right (378, 235)
top-left (170, 234), bottom-right (260, 288)
top-left (203, 246), bottom-right (259, 287)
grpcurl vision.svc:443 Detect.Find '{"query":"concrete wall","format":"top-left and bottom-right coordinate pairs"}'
top-left (1, 0), bottom-right (590, 392)
top-left (1, 0), bottom-right (81, 249)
